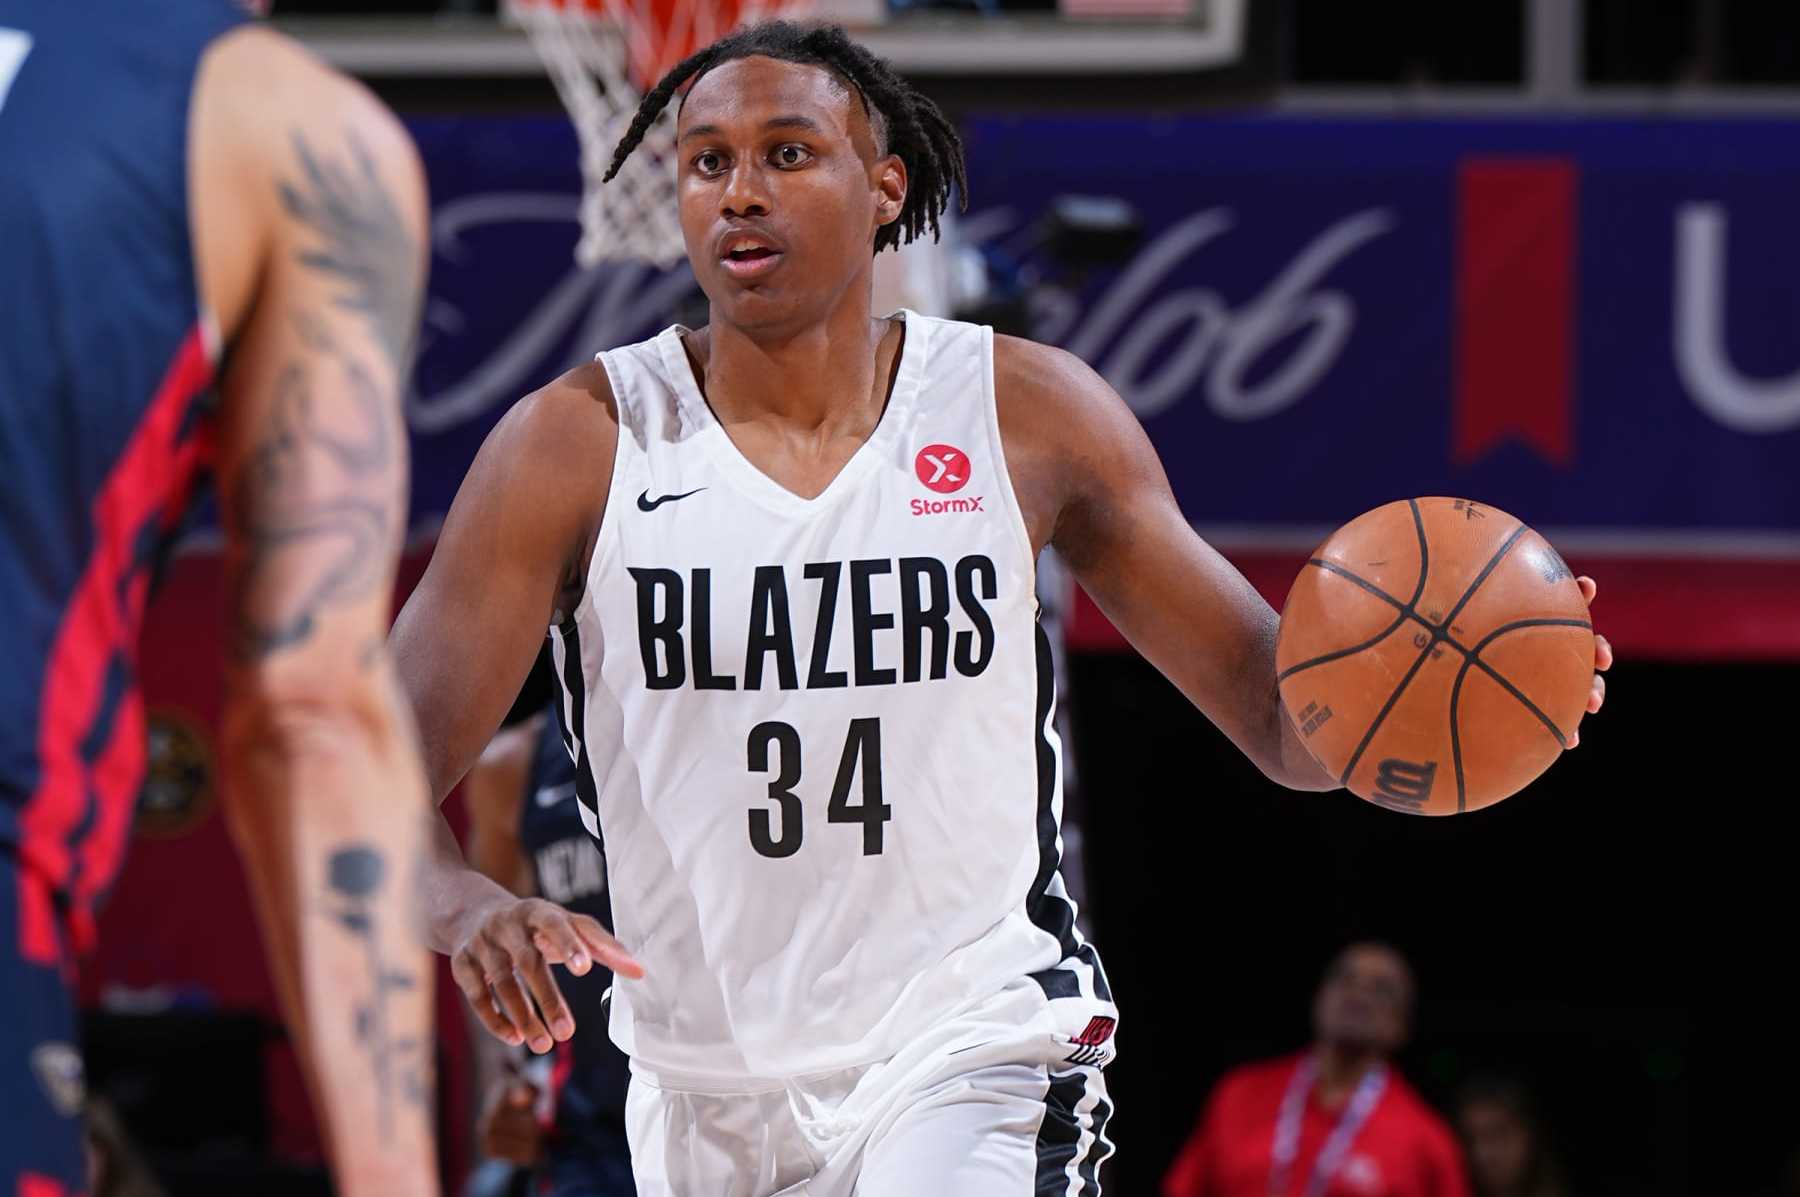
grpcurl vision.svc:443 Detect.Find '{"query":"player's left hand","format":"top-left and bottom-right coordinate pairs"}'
top-left (1567, 575), bottom-right (1611, 749)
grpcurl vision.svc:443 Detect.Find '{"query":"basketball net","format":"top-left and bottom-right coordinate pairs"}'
top-left (511, 0), bottom-right (810, 267)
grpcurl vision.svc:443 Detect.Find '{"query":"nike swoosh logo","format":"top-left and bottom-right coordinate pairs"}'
top-left (637, 487), bottom-right (707, 512)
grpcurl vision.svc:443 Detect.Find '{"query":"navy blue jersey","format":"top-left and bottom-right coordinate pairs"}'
top-left (0, 0), bottom-right (242, 956)
top-left (521, 715), bottom-right (632, 1134)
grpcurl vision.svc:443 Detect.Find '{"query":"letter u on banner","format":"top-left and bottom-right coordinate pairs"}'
top-left (1674, 202), bottom-right (1800, 434)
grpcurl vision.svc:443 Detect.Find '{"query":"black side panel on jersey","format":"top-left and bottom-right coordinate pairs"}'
top-left (549, 621), bottom-right (605, 834)
top-left (1025, 622), bottom-right (1113, 1003)
top-left (517, 704), bottom-right (632, 1127)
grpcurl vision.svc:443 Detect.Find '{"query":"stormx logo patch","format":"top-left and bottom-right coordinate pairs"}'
top-left (914, 443), bottom-right (970, 493)
top-left (912, 443), bottom-right (982, 514)
top-left (911, 495), bottom-right (985, 517)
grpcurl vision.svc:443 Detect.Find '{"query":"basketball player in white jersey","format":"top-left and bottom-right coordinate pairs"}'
top-left (389, 22), bottom-right (1611, 1195)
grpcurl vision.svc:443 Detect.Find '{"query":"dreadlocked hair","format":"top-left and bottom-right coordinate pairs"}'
top-left (601, 21), bottom-right (967, 254)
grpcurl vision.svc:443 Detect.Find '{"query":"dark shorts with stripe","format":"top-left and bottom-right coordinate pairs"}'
top-left (0, 851), bottom-right (87, 1197)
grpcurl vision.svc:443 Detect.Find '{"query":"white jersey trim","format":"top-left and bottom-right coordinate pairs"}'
top-left (978, 324), bottom-right (1040, 575)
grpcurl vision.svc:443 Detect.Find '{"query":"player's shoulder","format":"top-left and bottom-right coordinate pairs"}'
top-left (198, 25), bottom-right (409, 156)
top-left (443, 361), bottom-right (619, 576)
top-left (992, 332), bottom-right (1146, 438)
top-left (193, 22), bottom-right (423, 221)
top-left (990, 333), bottom-right (1133, 465)
top-left (989, 330), bottom-right (1165, 531)
top-left (515, 360), bottom-right (619, 431)
top-left (489, 361), bottom-right (621, 488)
top-left (992, 334), bottom-right (1113, 412)
top-left (190, 23), bottom-right (425, 339)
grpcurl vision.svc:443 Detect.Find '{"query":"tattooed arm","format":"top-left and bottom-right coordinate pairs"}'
top-left (189, 29), bottom-right (437, 1196)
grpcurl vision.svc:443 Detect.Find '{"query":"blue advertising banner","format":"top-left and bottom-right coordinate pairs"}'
top-left (322, 115), bottom-right (1800, 655)
top-left (955, 115), bottom-right (1800, 540)
top-left (404, 115), bottom-right (1800, 529)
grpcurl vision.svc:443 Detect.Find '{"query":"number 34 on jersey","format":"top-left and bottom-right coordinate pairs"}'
top-left (628, 552), bottom-right (1002, 861)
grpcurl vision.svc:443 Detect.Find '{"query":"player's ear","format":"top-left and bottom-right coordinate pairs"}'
top-left (873, 155), bottom-right (907, 229)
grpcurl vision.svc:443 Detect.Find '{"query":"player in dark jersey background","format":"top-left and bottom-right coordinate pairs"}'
top-left (462, 693), bottom-right (634, 1197)
top-left (0, 3), bottom-right (437, 1192)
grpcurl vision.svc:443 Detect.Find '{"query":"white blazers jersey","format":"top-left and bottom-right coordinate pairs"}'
top-left (550, 311), bottom-right (1113, 1083)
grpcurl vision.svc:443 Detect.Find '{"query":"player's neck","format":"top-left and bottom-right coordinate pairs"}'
top-left (1312, 1041), bottom-right (1382, 1107)
top-left (698, 289), bottom-right (890, 433)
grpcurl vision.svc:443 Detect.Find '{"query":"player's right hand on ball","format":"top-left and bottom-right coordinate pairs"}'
top-left (450, 896), bottom-right (643, 1052)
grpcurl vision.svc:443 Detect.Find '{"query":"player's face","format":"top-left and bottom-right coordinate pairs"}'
top-left (1311, 944), bottom-right (1413, 1055)
top-left (676, 57), bottom-right (905, 334)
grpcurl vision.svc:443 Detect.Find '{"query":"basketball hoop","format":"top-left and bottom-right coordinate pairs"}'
top-left (510, 0), bottom-right (811, 267)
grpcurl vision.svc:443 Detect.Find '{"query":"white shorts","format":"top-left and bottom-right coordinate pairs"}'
top-left (624, 979), bottom-right (1117, 1197)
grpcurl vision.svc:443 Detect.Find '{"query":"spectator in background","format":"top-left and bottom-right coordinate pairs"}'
top-left (1164, 942), bottom-right (1469, 1197)
top-left (1455, 1076), bottom-right (1569, 1197)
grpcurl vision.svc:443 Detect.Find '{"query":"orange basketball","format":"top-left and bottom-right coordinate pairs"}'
top-left (1275, 497), bottom-right (1594, 815)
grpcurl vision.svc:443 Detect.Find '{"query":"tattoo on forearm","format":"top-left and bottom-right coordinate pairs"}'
top-left (324, 845), bottom-right (431, 1136)
top-left (279, 131), bottom-right (420, 370)
top-left (228, 314), bottom-right (395, 661)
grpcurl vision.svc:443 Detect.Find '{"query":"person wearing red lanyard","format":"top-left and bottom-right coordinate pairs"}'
top-left (1163, 942), bottom-right (1470, 1197)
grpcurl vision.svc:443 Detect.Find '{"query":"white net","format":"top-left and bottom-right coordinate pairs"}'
top-left (513, 0), bottom-right (809, 268)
